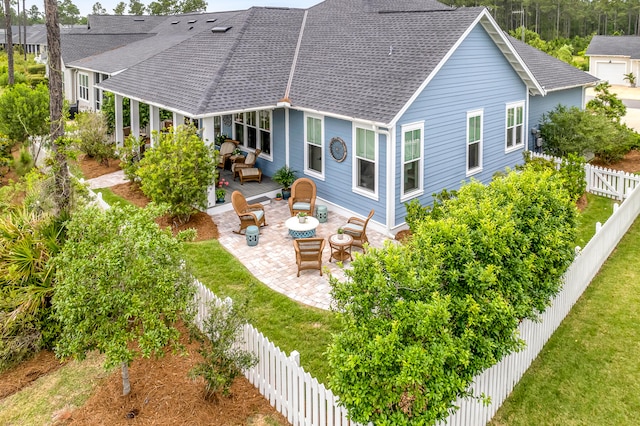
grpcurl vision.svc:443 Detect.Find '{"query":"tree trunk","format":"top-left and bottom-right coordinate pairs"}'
top-left (121, 362), bottom-right (131, 396)
top-left (44, 0), bottom-right (71, 216)
top-left (4, 0), bottom-right (13, 86)
top-left (22, 0), bottom-right (26, 59)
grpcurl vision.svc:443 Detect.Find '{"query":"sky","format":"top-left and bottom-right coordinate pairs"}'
top-left (25, 0), bottom-right (323, 17)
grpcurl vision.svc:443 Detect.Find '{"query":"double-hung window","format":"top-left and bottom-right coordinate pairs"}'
top-left (467, 110), bottom-right (483, 175)
top-left (505, 102), bottom-right (524, 151)
top-left (78, 73), bottom-right (89, 101)
top-left (401, 122), bottom-right (423, 197)
top-left (233, 111), bottom-right (272, 156)
top-left (305, 114), bottom-right (323, 177)
top-left (354, 125), bottom-right (377, 197)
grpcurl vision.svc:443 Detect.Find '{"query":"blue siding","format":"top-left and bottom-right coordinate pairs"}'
top-left (394, 25), bottom-right (528, 226)
top-left (528, 88), bottom-right (584, 150)
top-left (287, 111), bottom-right (386, 224)
top-left (256, 108), bottom-right (286, 176)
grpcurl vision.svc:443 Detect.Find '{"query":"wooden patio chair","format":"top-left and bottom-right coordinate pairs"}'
top-left (231, 190), bottom-right (267, 234)
top-left (288, 177), bottom-right (316, 217)
top-left (231, 148), bottom-right (261, 181)
top-left (218, 139), bottom-right (239, 169)
top-left (342, 209), bottom-right (374, 253)
top-left (293, 237), bottom-right (325, 277)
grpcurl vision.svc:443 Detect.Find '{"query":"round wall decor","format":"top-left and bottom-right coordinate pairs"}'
top-left (329, 137), bottom-right (347, 162)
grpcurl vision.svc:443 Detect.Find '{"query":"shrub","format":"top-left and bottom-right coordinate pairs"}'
top-left (521, 152), bottom-right (586, 202)
top-left (189, 298), bottom-right (258, 400)
top-left (118, 135), bottom-right (146, 182)
top-left (26, 64), bottom-right (46, 75)
top-left (74, 111), bottom-right (115, 165)
top-left (0, 83), bottom-right (49, 143)
top-left (0, 71), bottom-right (28, 87)
top-left (586, 82), bottom-right (626, 122)
top-left (329, 167), bottom-right (577, 425)
top-left (13, 146), bottom-right (34, 176)
top-left (137, 125), bottom-right (217, 224)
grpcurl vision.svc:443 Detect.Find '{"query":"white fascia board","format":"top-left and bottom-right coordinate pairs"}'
top-left (291, 105), bottom-right (388, 129)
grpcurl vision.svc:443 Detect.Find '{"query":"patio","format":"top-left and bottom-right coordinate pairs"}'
top-left (211, 195), bottom-right (394, 310)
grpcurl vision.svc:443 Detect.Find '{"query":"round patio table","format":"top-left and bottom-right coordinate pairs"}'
top-left (329, 234), bottom-right (353, 262)
top-left (285, 216), bottom-right (319, 238)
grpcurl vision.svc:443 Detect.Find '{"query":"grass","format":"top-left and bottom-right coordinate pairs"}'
top-left (575, 193), bottom-right (616, 247)
top-left (93, 187), bottom-right (133, 208)
top-left (490, 208), bottom-right (640, 424)
top-left (0, 352), bottom-right (106, 425)
top-left (184, 240), bottom-right (340, 383)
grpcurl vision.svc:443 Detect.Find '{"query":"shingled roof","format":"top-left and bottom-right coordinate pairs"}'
top-left (586, 35), bottom-right (640, 59)
top-left (509, 35), bottom-right (599, 92)
top-left (61, 33), bottom-right (154, 64)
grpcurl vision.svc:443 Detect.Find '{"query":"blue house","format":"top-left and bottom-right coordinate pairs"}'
top-left (61, 0), bottom-right (597, 235)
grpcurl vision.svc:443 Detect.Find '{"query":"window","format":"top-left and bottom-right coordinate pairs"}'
top-left (214, 116), bottom-right (222, 138)
top-left (467, 110), bottom-right (483, 174)
top-left (402, 122), bottom-right (423, 196)
top-left (305, 115), bottom-right (323, 176)
top-left (506, 102), bottom-right (524, 150)
top-left (233, 110), bottom-right (271, 156)
top-left (94, 73), bottom-right (108, 110)
top-left (78, 73), bottom-right (89, 101)
top-left (354, 125), bottom-right (376, 196)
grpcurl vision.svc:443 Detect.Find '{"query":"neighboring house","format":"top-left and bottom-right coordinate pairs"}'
top-left (58, 0), bottom-right (596, 235)
top-left (0, 24), bottom-right (48, 55)
top-left (586, 35), bottom-right (640, 86)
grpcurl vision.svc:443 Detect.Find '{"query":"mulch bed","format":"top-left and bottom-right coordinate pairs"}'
top-left (0, 351), bottom-right (65, 400)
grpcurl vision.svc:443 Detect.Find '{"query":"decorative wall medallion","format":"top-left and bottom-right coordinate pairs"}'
top-left (329, 137), bottom-right (347, 162)
top-left (222, 114), bottom-right (232, 127)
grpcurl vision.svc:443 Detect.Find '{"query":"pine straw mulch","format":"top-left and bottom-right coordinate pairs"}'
top-left (0, 350), bottom-right (66, 400)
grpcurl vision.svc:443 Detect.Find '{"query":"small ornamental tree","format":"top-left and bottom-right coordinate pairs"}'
top-left (329, 167), bottom-right (577, 425)
top-left (74, 111), bottom-right (114, 165)
top-left (586, 81), bottom-right (627, 123)
top-left (136, 125), bottom-right (217, 224)
top-left (0, 83), bottom-right (49, 143)
top-left (52, 204), bottom-right (196, 396)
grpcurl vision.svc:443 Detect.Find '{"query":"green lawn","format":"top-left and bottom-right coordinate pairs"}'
top-left (575, 193), bottom-right (616, 248)
top-left (490, 204), bottom-right (640, 424)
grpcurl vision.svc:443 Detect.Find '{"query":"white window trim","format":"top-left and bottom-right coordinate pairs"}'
top-left (400, 121), bottom-right (424, 202)
top-left (505, 101), bottom-right (525, 153)
top-left (233, 110), bottom-right (273, 160)
top-left (78, 72), bottom-right (89, 102)
top-left (466, 109), bottom-right (483, 177)
top-left (303, 113), bottom-right (325, 180)
top-left (352, 123), bottom-right (379, 201)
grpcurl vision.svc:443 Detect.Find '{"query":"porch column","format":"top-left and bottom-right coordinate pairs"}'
top-left (202, 116), bottom-right (216, 145)
top-left (115, 94), bottom-right (124, 147)
top-left (130, 99), bottom-right (140, 138)
top-left (149, 105), bottom-right (160, 147)
top-left (173, 112), bottom-right (185, 130)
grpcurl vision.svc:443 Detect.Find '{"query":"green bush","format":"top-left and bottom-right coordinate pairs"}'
top-left (74, 111), bottom-right (115, 165)
top-left (0, 72), bottom-right (28, 87)
top-left (521, 152), bottom-right (586, 202)
top-left (27, 75), bottom-right (48, 88)
top-left (26, 64), bottom-right (45, 75)
top-left (137, 125), bottom-right (217, 224)
top-left (13, 146), bottom-right (34, 177)
top-left (118, 135), bottom-right (146, 182)
top-left (329, 167), bottom-right (577, 425)
top-left (586, 82), bottom-right (626, 122)
top-left (0, 83), bottom-right (49, 143)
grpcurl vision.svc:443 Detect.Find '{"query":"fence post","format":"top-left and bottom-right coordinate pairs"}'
top-left (617, 170), bottom-right (624, 201)
top-left (595, 221), bottom-right (602, 234)
top-left (584, 163), bottom-right (591, 194)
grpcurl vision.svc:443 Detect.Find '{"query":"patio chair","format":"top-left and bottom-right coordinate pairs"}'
top-left (231, 190), bottom-right (267, 234)
top-left (231, 149), bottom-right (261, 181)
top-left (218, 139), bottom-right (239, 169)
top-left (342, 209), bottom-right (374, 253)
top-left (293, 237), bottom-right (325, 277)
top-left (288, 178), bottom-right (316, 217)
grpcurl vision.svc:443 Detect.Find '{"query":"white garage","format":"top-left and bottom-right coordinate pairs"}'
top-left (593, 61), bottom-right (627, 85)
top-left (586, 36), bottom-right (640, 86)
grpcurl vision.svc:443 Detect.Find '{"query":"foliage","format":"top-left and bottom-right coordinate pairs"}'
top-left (73, 111), bottom-right (115, 166)
top-left (0, 71), bottom-right (27, 87)
top-left (136, 125), bottom-right (217, 224)
top-left (271, 165), bottom-right (297, 190)
top-left (215, 177), bottom-right (229, 200)
top-left (404, 188), bottom-right (456, 232)
top-left (101, 92), bottom-right (171, 133)
top-left (0, 83), bottom-right (49, 143)
top-left (13, 147), bottom-right (34, 177)
top-left (148, 0), bottom-right (207, 15)
top-left (329, 167), bottom-right (577, 425)
top-left (586, 82), bottom-right (627, 123)
top-left (623, 72), bottom-right (636, 86)
top-left (521, 152), bottom-right (586, 202)
top-left (118, 135), bottom-right (145, 182)
top-left (540, 105), bottom-right (639, 164)
top-left (52, 204), bottom-right (196, 394)
top-left (189, 298), bottom-right (258, 400)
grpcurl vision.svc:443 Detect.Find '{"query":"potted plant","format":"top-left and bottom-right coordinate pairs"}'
top-left (272, 165), bottom-right (297, 200)
top-left (624, 72), bottom-right (636, 88)
top-left (214, 134), bottom-right (229, 150)
top-left (297, 212), bottom-right (307, 223)
top-left (215, 177), bottom-right (229, 203)
top-left (337, 227), bottom-right (344, 240)
top-left (275, 193), bottom-right (283, 201)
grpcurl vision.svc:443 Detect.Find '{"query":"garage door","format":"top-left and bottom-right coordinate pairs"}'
top-left (596, 62), bottom-right (627, 85)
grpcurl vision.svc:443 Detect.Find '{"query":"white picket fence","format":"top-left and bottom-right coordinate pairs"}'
top-left (531, 152), bottom-right (640, 200)
top-left (189, 153), bottom-right (640, 426)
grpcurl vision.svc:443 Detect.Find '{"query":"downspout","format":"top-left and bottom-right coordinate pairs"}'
top-left (525, 88), bottom-right (530, 152)
top-left (376, 126), bottom-right (393, 236)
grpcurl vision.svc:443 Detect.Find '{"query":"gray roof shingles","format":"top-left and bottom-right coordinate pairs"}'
top-left (586, 35), bottom-right (640, 59)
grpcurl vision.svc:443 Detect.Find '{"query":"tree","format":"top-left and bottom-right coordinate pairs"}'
top-left (73, 111), bottom-right (114, 165)
top-left (91, 2), bottom-right (106, 15)
top-left (57, 0), bottom-right (80, 26)
top-left (148, 0), bottom-right (178, 15)
top-left (113, 1), bottom-right (126, 14)
top-left (4, 0), bottom-right (14, 86)
top-left (27, 5), bottom-right (42, 23)
top-left (0, 83), bottom-right (50, 143)
top-left (128, 0), bottom-right (146, 15)
top-left (53, 204), bottom-right (196, 396)
top-left (329, 167), bottom-right (577, 425)
top-left (180, 0), bottom-right (207, 13)
top-left (136, 125), bottom-right (217, 224)
top-left (586, 81), bottom-right (627, 122)
top-left (45, 0), bottom-right (72, 217)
